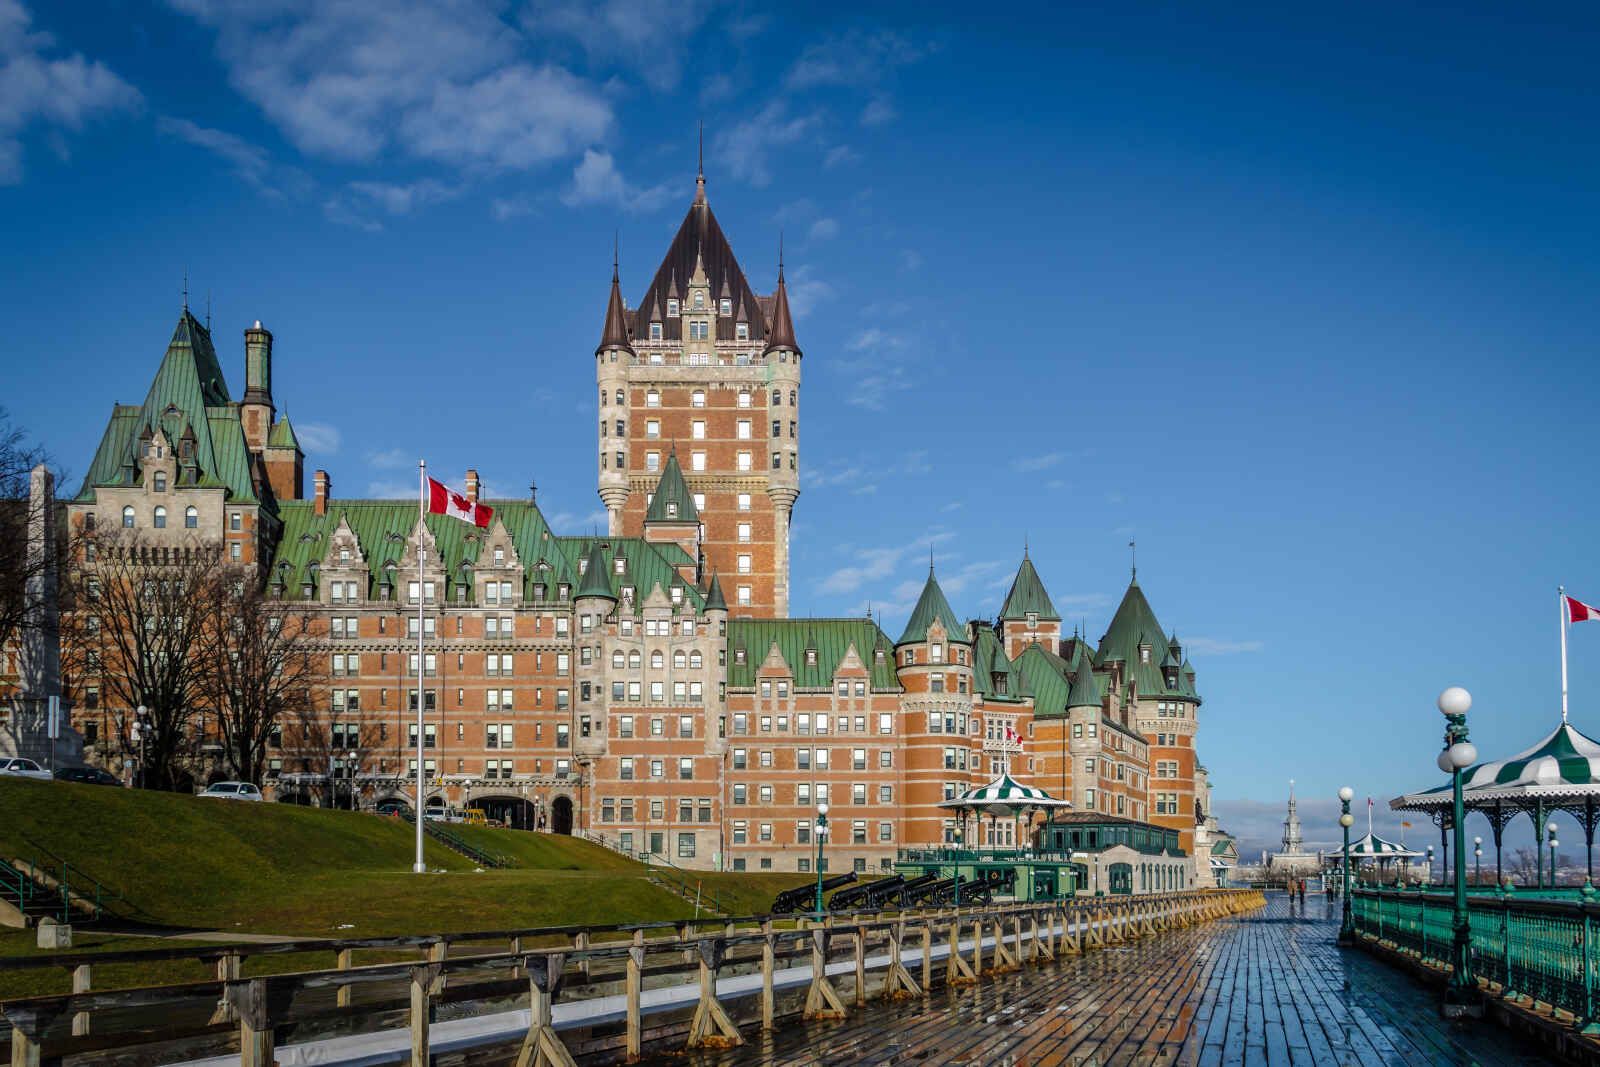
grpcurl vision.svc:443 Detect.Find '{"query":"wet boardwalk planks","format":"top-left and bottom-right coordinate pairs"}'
top-left (659, 895), bottom-right (1555, 1067)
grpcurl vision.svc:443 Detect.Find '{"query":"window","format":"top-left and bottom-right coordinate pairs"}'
top-left (677, 833), bottom-right (695, 858)
top-left (736, 451), bottom-right (751, 471)
top-left (667, 298), bottom-right (679, 317)
top-left (646, 389), bottom-right (660, 407)
top-left (646, 452), bottom-right (660, 473)
top-left (772, 419), bottom-right (781, 438)
top-left (691, 389), bottom-right (705, 407)
top-left (184, 506), bottom-right (198, 528)
top-left (678, 757), bottom-right (694, 779)
top-left (772, 452), bottom-right (781, 470)
top-left (153, 506), bottom-right (167, 528)
top-left (650, 322), bottom-right (662, 340)
top-left (691, 451), bottom-right (707, 472)
top-left (737, 419), bottom-right (751, 439)
top-left (691, 419), bottom-right (705, 439)
top-left (738, 585), bottom-right (752, 606)
top-left (230, 512), bottom-right (242, 531)
top-left (737, 322), bottom-right (748, 340)
top-left (738, 554), bottom-right (751, 574)
top-left (646, 419), bottom-right (660, 438)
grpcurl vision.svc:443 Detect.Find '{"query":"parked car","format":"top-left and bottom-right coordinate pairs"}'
top-left (53, 765), bottom-right (120, 786)
top-left (200, 781), bottom-right (263, 801)
top-left (424, 807), bottom-right (466, 823)
top-left (0, 757), bottom-right (51, 781)
top-left (375, 799), bottom-right (410, 817)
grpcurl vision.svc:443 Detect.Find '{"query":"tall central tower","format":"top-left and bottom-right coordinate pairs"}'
top-left (595, 165), bottom-right (801, 617)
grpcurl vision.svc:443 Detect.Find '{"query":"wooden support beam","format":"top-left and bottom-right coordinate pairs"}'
top-left (853, 931), bottom-right (867, 1007)
top-left (210, 951), bottom-right (242, 1025)
top-left (626, 934), bottom-right (644, 1060)
top-left (685, 939), bottom-right (743, 1049)
top-left (883, 920), bottom-right (921, 999)
top-left (760, 923), bottom-right (776, 1030)
top-left (427, 940), bottom-right (448, 994)
top-left (990, 918), bottom-right (1015, 972)
top-left (226, 979), bottom-right (274, 1067)
top-left (947, 919), bottom-right (976, 986)
top-left (920, 921), bottom-right (933, 994)
top-left (71, 962), bottom-right (91, 1037)
top-left (514, 954), bottom-right (577, 1067)
top-left (574, 931), bottom-right (590, 981)
top-left (410, 962), bottom-right (442, 1067)
top-left (336, 948), bottom-right (354, 1009)
top-left (805, 929), bottom-right (849, 1019)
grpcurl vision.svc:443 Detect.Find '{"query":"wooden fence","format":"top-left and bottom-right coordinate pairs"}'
top-left (1, 888), bottom-right (1264, 1066)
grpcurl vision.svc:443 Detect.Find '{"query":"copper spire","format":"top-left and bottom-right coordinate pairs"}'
top-left (598, 245), bottom-right (631, 353)
top-left (695, 122), bottom-right (706, 205)
top-left (764, 236), bottom-right (799, 354)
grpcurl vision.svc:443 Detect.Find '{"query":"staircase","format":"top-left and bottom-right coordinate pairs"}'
top-left (397, 813), bottom-right (511, 869)
top-left (0, 857), bottom-right (112, 927)
top-left (642, 859), bottom-right (728, 918)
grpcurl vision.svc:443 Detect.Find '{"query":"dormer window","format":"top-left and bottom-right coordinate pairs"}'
top-left (735, 648), bottom-right (747, 665)
top-left (693, 292), bottom-right (705, 309)
top-left (1026, 612), bottom-right (1038, 627)
top-left (577, 558), bottom-right (587, 575)
top-left (667, 298), bottom-right (679, 317)
top-left (875, 649), bottom-right (886, 664)
top-left (719, 298), bottom-right (731, 316)
top-left (153, 472), bottom-right (167, 492)
top-left (340, 548), bottom-right (351, 562)
top-left (737, 322), bottom-right (748, 340)
top-left (805, 649), bottom-right (817, 667)
top-left (665, 502), bottom-right (677, 518)
top-left (557, 583), bottom-right (570, 600)
top-left (493, 548), bottom-right (504, 566)
top-left (670, 586), bottom-right (683, 604)
top-left (1141, 647), bottom-right (1151, 663)
top-left (931, 642), bottom-right (944, 663)
top-left (650, 322), bottom-right (662, 340)
top-left (614, 556), bottom-right (626, 575)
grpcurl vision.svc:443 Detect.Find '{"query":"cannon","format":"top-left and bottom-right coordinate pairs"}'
top-left (892, 872), bottom-right (939, 906)
top-left (771, 871), bottom-right (858, 915)
top-left (959, 868), bottom-right (1018, 906)
top-left (828, 875), bottom-right (910, 912)
top-left (905, 876), bottom-right (963, 906)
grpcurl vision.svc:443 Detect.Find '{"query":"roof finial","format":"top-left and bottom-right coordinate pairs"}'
top-left (695, 123), bottom-right (706, 203)
top-left (1129, 538), bottom-right (1137, 581)
top-left (182, 268), bottom-right (189, 312)
top-left (205, 289), bottom-right (212, 331)
top-left (929, 543), bottom-right (935, 576)
top-left (778, 230), bottom-right (785, 282)
top-left (1023, 534), bottom-right (1029, 559)
top-left (612, 230), bottom-right (619, 282)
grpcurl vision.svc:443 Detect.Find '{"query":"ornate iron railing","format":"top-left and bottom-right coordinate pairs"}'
top-left (1351, 886), bottom-right (1600, 1026)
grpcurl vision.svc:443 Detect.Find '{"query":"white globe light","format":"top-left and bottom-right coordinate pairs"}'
top-left (1338, 786), bottom-right (1355, 803)
top-left (1473, 836), bottom-right (1482, 846)
top-left (1448, 742), bottom-right (1477, 770)
top-left (1437, 749), bottom-right (1455, 774)
top-left (1437, 687), bottom-right (1471, 717)
top-left (1548, 820), bottom-right (1559, 834)
top-left (1339, 813), bottom-right (1354, 828)
top-left (1552, 839), bottom-right (1560, 849)
top-left (817, 802), bottom-right (829, 817)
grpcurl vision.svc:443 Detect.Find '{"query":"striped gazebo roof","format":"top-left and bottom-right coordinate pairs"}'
top-left (1393, 721), bottom-right (1600, 811)
top-left (937, 772), bottom-right (1072, 816)
top-left (1339, 831), bottom-right (1423, 859)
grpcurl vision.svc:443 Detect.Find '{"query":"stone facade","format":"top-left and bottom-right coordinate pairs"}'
top-left (51, 173), bottom-right (1232, 876)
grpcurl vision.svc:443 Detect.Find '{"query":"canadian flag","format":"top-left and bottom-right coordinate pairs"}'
top-left (1567, 595), bottom-right (1600, 624)
top-left (1004, 725), bottom-right (1018, 743)
top-left (427, 477), bottom-right (493, 528)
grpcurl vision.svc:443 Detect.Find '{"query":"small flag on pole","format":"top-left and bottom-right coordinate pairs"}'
top-left (426, 477), bottom-right (493, 528)
top-left (1566, 594), bottom-right (1600, 623)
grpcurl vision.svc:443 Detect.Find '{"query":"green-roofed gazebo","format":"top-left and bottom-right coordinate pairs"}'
top-left (939, 771), bottom-right (1072, 855)
top-left (1392, 718), bottom-right (1600, 886)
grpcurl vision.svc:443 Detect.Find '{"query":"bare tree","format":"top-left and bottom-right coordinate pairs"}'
top-left (203, 571), bottom-right (320, 785)
top-left (281, 697), bottom-right (384, 808)
top-left (1507, 847), bottom-right (1538, 886)
top-left (61, 531), bottom-right (222, 790)
top-left (0, 409), bottom-right (55, 658)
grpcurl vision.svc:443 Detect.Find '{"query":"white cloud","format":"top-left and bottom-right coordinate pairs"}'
top-left (807, 217), bottom-right (838, 242)
top-left (819, 531), bottom-right (955, 596)
top-left (783, 263), bottom-right (832, 319)
top-left (523, 0), bottom-right (712, 91)
top-left (560, 148), bottom-right (671, 212)
top-left (860, 96), bottom-right (896, 127)
top-left (823, 144), bottom-right (858, 169)
top-left (0, 0), bottom-right (141, 184)
top-left (365, 447), bottom-right (409, 469)
top-left (786, 29), bottom-right (930, 90)
top-left (157, 116), bottom-right (274, 191)
top-left (348, 178), bottom-right (457, 214)
top-left (1183, 637), bottom-right (1265, 656)
top-left (491, 195), bottom-right (535, 220)
top-left (171, 1), bottom-right (611, 173)
top-left (293, 421), bottom-right (341, 454)
top-left (365, 480), bottom-right (415, 499)
top-left (847, 367), bottom-right (911, 411)
top-left (549, 508), bottom-right (607, 532)
top-left (715, 99), bottom-right (818, 186)
top-left (1012, 452), bottom-right (1064, 472)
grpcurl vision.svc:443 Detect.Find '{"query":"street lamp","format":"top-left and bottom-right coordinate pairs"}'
top-left (1338, 786), bottom-right (1356, 944)
top-left (953, 824), bottom-right (963, 907)
top-left (1548, 821), bottom-right (1560, 889)
top-left (130, 705), bottom-right (151, 789)
top-left (813, 802), bottom-right (830, 917)
top-left (1427, 845), bottom-right (1435, 887)
top-left (1473, 838), bottom-right (1483, 888)
top-left (346, 750), bottom-right (358, 810)
top-left (1436, 686), bottom-right (1482, 1018)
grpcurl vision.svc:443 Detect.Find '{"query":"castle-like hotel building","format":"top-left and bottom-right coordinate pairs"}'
top-left (58, 172), bottom-right (1234, 884)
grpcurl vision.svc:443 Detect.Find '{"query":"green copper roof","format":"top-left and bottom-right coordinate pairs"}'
top-left (269, 500), bottom-right (572, 599)
top-left (1095, 579), bottom-right (1167, 666)
top-left (1012, 642), bottom-right (1072, 717)
top-left (558, 536), bottom-right (703, 611)
top-left (645, 451), bottom-right (699, 524)
top-left (76, 310), bottom-right (260, 509)
top-left (576, 541), bottom-right (617, 600)
top-left (897, 568), bottom-right (966, 645)
top-left (704, 570), bottom-right (727, 612)
top-left (268, 415), bottom-right (301, 451)
top-left (727, 619), bottom-right (899, 690)
top-left (999, 551), bottom-right (1060, 622)
top-left (972, 625), bottom-right (1023, 700)
top-left (1067, 662), bottom-right (1101, 709)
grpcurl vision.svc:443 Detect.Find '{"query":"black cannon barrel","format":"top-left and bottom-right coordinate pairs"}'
top-left (770, 871), bottom-right (859, 914)
top-left (831, 875), bottom-right (904, 911)
top-left (892, 872), bottom-right (938, 904)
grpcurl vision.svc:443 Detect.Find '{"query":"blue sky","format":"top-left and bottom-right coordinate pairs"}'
top-left (4, 1), bottom-right (1599, 856)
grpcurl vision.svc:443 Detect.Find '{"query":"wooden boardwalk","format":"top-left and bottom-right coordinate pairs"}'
top-left (659, 895), bottom-right (1555, 1067)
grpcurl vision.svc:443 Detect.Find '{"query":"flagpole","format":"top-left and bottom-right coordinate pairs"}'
top-left (1561, 585), bottom-right (1570, 724)
top-left (414, 459), bottom-right (427, 874)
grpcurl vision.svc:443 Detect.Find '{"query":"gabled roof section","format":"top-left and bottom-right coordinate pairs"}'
top-left (268, 415), bottom-right (300, 451)
top-left (644, 450), bottom-right (699, 523)
top-left (971, 626), bottom-right (1015, 699)
top-left (728, 619), bottom-right (899, 690)
top-left (1095, 578), bottom-right (1168, 666)
top-left (999, 550), bottom-right (1060, 622)
top-left (632, 187), bottom-right (768, 345)
top-left (557, 536), bottom-right (704, 612)
top-left (576, 541), bottom-right (617, 601)
top-left (1013, 642), bottom-right (1072, 717)
top-left (897, 567), bottom-right (967, 645)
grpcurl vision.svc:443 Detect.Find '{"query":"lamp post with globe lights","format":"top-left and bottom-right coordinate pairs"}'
top-left (813, 802), bottom-right (830, 917)
top-left (1548, 821), bottom-right (1560, 889)
top-left (1473, 837), bottom-right (1483, 888)
top-left (1427, 845), bottom-right (1435, 887)
top-left (1338, 786), bottom-right (1356, 944)
top-left (1436, 686), bottom-right (1482, 1017)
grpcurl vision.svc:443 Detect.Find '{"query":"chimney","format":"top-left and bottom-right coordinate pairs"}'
top-left (243, 321), bottom-right (274, 406)
top-left (314, 469), bottom-right (330, 515)
top-left (465, 469), bottom-right (480, 504)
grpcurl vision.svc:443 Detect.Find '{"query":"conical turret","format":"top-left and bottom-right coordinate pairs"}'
top-left (576, 541), bottom-right (616, 602)
top-left (764, 257), bottom-right (799, 355)
top-left (597, 253), bottom-right (632, 354)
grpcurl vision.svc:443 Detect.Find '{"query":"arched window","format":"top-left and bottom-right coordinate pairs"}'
top-left (673, 650), bottom-right (686, 668)
top-left (153, 506), bottom-right (167, 529)
top-left (184, 506), bottom-right (197, 528)
top-left (789, 389), bottom-right (797, 406)
top-left (772, 389), bottom-right (781, 406)
top-left (121, 505), bottom-right (135, 528)
top-left (689, 651), bottom-right (702, 669)
top-left (153, 472), bottom-right (167, 492)
top-left (628, 650), bottom-right (641, 668)
top-left (600, 388), bottom-right (607, 406)
top-left (650, 650), bottom-right (664, 669)
top-left (612, 651), bottom-right (625, 668)
top-left (615, 389), bottom-right (624, 405)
